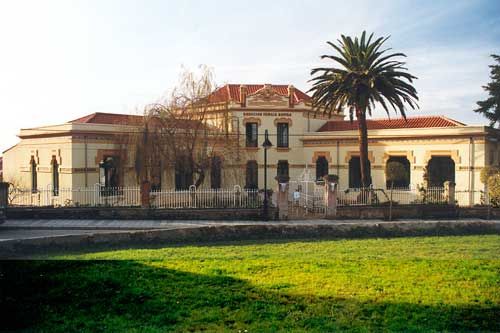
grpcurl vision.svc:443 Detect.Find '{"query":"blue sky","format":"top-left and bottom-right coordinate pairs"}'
top-left (0, 0), bottom-right (499, 153)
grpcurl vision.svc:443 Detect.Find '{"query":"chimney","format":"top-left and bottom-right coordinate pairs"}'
top-left (240, 85), bottom-right (247, 107)
top-left (288, 84), bottom-right (295, 108)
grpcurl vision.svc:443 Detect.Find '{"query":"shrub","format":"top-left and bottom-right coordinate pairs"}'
top-left (385, 161), bottom-right (408, 188)
top-left (487, 173), bottom-right (500, 207)
top-left (480, 166), bottom-right (500, 184)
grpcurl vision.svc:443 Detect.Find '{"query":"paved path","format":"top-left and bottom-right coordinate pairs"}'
top-left (1, 218), bottom-right (499, 241)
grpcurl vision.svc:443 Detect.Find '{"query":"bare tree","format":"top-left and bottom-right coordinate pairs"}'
top-left (122, 66), bottom-right (246, 190)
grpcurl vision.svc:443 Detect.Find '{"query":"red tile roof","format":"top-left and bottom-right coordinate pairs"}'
top-left (69, 112), bottom-right (210, 130)
top-left (208, 84), bottom-right (311, 104)
top-left (317, 116), bottom-right (465, 132)
top-left (70, 112), bottom-right (144, 125)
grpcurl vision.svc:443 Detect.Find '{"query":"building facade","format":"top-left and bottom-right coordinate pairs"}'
top-left (3, 83), bottom-right (500, 199)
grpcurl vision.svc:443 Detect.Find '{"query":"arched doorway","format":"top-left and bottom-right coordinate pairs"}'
top-left (385, 156), bottom-right (411, 188)
top-left (427, 156), bottom-right (455, 187)
top-left (349, 156), bottom-right (371, 188)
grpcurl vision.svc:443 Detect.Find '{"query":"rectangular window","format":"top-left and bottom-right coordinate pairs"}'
top-left (210, 156), bottom-right (222, 189)
top-left (277, 123), bottom-right (289, 148)
top-left (100, 156), bottom-right (121, 195)
top-left (245, 160), bottom-right (258, 189)
top-left (52, 156), bottom-right (59, 196)
top-left (277, 160), bottom-right (289, 178)
top-left (245, 122), bottom-right (258, 147)
top-left (30, 157), bottom-right (37, 193)
top-left (151, 161), bottom-right (162, 191)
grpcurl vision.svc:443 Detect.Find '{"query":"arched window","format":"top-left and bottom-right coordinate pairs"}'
top-left (51, 156), bottom-right (59, 196)
top-left (385, 156), bottom-right (410, 188)
top-left (30, 156), bottom-right (37, 193)
top-left (210, 156), bottom-right (222, 189)
top-left (316, 156), bottom-right (329, 181)
top-left (348, 156), bottom-right (371, 188)
top-left (245, 160), bottom-right (258, 189)
top-left (427, 156), bottom-right (455, 187)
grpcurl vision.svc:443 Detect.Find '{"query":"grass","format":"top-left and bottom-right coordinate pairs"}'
top-left (1, 235), bottom-right (499, 332)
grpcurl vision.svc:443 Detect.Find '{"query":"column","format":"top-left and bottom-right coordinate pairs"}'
top-left (324, 175), bottom-right (338, 219)
top-left (444, 181), bottom-right (456, 205)
top-left (275, 176), bottom-right (290, 220)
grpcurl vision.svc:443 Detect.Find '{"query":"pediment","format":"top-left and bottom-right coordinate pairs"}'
top-left (246, 85), bottom-right (289, 108)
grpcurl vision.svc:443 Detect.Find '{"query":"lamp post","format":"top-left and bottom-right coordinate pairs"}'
top-left (262, 129), bottom-right (273, 220)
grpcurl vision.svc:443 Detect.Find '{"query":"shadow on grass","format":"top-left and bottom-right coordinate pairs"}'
top-left (1, 261), bottom-right (498, 332)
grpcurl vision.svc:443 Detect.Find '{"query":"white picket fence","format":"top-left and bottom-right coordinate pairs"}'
top-left (8, 184), bottom-right (262, 209)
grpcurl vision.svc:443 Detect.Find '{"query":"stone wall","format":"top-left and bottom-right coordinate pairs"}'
top-left (1, 220), bottom-right (499, 258)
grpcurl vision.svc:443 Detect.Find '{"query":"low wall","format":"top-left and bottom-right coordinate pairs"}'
top-left (5, 207), bottom-right (276, 221)
top-left (5, 205), bottom-right (500, 221)
top-left (336, 204), bottom-right (459, 219)
top-left (336, 205), bottom-right (500, 220)
top-left (1, 220), bottom-right (498, 258)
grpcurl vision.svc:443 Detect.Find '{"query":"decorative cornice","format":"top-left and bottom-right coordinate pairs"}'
top-left (242, 117), bottom-right (262, 126)
top-left (312, 151), bottom-right (332, 163)
top-left (273, 117), bottom-right (293, 127)
top-left (345, 151), bottom-right (375, 164)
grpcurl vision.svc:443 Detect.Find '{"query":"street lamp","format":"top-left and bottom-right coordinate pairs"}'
top-left (262, 129), bottom-right (273, 220)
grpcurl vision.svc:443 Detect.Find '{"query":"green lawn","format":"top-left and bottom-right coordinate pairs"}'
top-left (1, 235), bottom-right (499, 332)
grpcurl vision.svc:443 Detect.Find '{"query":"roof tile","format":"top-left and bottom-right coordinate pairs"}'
top-left (317, 116), bottom-right (465, 132)
top-left (208, 84), bottom-right (311, 104)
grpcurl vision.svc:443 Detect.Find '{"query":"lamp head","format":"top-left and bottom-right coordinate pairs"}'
top-left (262, 129), bottom-right (273, 149)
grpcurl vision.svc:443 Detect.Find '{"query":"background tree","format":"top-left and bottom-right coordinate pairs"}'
top-left (385, 161), bottom-right (408, 190)
top-left (309, 31), bottom-right (418, 187)
top-left (475, 54), bottom-right (500, 127)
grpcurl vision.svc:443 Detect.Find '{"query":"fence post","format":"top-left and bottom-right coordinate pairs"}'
top-left (444, 181), bottom-right (456, 206)
top-left (324, 175), bottom-right (338, 219)
top-left (275, 176), bottom-right (290, 220)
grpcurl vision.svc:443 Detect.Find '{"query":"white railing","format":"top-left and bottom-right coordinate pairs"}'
top-left (8, 184), bottom-right (262, 209)
top-left (288, 181), bottom-right (325, 214)
top-left (337, 186), bottom-right (449, 206)
top-left (455, 190), bottom-right (486, 207)
top-left (9, 185), bottom-right (141, 207)
top-left (336, 185), bottom-right (494, 207)
top-left (150, 185), bottom-right (262, 209)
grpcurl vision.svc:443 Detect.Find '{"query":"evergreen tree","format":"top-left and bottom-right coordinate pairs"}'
top-left (475, 54), bottom-right (500, 127)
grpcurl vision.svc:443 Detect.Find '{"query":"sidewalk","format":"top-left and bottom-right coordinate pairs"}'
top-left (3, 218), bottom-right (500, 231)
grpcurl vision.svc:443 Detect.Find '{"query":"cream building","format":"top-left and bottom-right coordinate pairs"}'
top-left (3, 83), bottom-right (500, 200)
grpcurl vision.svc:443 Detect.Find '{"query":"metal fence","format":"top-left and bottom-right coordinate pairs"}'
top-left (288, 180), bottom-right (326, 215)
top-left (8, 184), bottom-right (262, 209)
top-left (150, 186), bottom-right (262, 209)
top-left (7, 183), bottom-right (490, 210)
top-left (336, 186), bottom-right (488, 207)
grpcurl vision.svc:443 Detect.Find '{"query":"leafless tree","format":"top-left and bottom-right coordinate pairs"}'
top-left (120, 66), bottom-right (246, 189)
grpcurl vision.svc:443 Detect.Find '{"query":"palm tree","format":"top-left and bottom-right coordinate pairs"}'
top-left (309, 31), bottom-right (418, 188)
